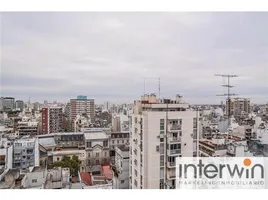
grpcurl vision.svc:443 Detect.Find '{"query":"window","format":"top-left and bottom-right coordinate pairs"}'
top-left (134, 159), bottom-right (137, 166)
top-left (32, 179), bottom-right (37, 183)
top-left (88, 153), bottom-right (90, 157)
top-left (160, 167), bottom-right (164, 179)
top-left (134, 180), bottom-right (137, 187)
top-left (160, 155), bottom-right (164, 166)
top-left (160, 119), bottom-right (165, 130)
top-left (105, 152), bottom-right (107, 157)
top-left (57, 157), bottom-right (60, 161)
top-left (103, 141), bottom-right (108, 147)
top-left (193, 129), bottom-right (197, 139)
top-left (122, 140), bottom-right (124, 144)
top-left (193, 118), bottom-right (197, 128)
top-left (121, 180), bottom-right (125, 184)
top-left (112, 140), bottom-right (115, 144)
top-left (117, 140), bottom-right (119, 144)
top-left (160, 138), bottom-right (164, 142)
top-left (170, 144), bottom-right (181, 150)
top-left (88, 160), bottom-right (91, 165)
top-left (179, 131), bottom-right (182, 137)
top-left (160, 143), bottom-right (164, 154)
top-left (96, 153), bottom-right (99, 157)
top-left (135, 169), bottom-right (137, 177)
top-left (160, 179), bottom-right (164, 189)
top-left (96, 160), bottom-right (99, 165)
top-left (86, 142), bottom-right (91, 148)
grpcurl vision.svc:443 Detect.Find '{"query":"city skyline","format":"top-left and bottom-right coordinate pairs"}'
top-left (1, 12), bottom-right (268, 104)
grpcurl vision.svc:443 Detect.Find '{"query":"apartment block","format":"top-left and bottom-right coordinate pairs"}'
top-left (226, 98), bottom-right (251, 118)
top-left (70, 96), bottom-right (95, 127)
top-left (112, 145), bottom-right (129, 189)
top-left (0, 97), bottom-right (15, 112)
top-left (17, 121), bottom-right (38, 136)
top-left (130, 94), bottom-right (199, 189)
top-left (15, 100), bottom-right (24, 111)
top-left (41, 107), bottom-right (63, 134)
top-left (13, 138), bottom-right (39, 169)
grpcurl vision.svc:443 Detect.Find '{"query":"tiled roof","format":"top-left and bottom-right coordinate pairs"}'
top-left (102, 165), bottom-right (113, 180)
top-left (80, 172), bottom-right (92, 186)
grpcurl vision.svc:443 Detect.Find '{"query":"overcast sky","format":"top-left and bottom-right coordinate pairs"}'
top-left (1, 12), bottom-right (268, 104)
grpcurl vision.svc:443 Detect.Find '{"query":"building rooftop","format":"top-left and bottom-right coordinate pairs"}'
top-left (80, 172), bottom-right (92, 186)
top-left (37, 132), bottom-right (83, 138)
top-left (32, 166), bottom-right (45, 172)
top-left (102, 165), bottom-right (113, 180)
top-left (213, 133), bottom-right (243, 141)
top-left (38, 137), bottom-right (56, 147)
top-left (52, 149), bottom-right (84, 156)
top-left (116, 145), bottom-right (130, 152)
top-left (84, 131), bottom-right (108, 140)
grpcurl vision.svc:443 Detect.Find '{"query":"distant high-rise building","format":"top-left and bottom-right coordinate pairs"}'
top-left (130, 94), bottom-right (199, 189)
top-left (0, 97), bottom-right (3, 111)
top-left (112, 115), bottom-right (121, 132)
top-left (70, 96), bottom-right (95, 130)
top-left (15, 100), bottom-right (24, 111)
top-left (103, 101), bottom-right (111, 111)
top-left (33, 102), bottom-right (40, 111)
top-left (1, 97), bottom-right (15, 111)
top-left (41, 107), bottom-right (63, 134)
top-left (226, 98), bottom-right (251, 117)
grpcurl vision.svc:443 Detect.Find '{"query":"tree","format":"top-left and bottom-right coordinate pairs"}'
top-left (53, 155), bottom-right (82, 176)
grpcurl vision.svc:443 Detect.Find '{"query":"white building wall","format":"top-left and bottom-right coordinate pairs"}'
top-left (131, 109), bottom-right (197, 189)
top-left (34, 138), bottom-right (39, 167)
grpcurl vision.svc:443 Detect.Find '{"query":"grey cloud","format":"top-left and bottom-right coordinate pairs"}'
top-left (1, 12), bottom-right (268, 104)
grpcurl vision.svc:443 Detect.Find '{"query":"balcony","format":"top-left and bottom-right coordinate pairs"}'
top-left (167, 161), bottom-right (176, 168)
top-left (167, 149), bottom-right (181, 156)
top-left (167, 137), bottom-right (181, 143)
top-left (168, 124), bottom-right (182, 132)
top-left (167, 171), bottom-right (176, 180)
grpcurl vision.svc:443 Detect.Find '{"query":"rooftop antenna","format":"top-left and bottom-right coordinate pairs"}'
top-left (215, 74), bottom-right (238, 128)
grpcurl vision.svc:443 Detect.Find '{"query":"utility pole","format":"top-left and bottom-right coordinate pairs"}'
top-left (215, 74), bottom-right (238, 128)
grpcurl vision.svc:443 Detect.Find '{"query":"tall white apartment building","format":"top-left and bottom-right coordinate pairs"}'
top-left (130, 94), bottom-right (199, 189)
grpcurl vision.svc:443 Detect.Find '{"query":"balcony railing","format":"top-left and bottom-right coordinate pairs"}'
top-left (169, 124), bottom-right (182, 131)
top-left (167, 137), bottom-right (181, 143)
top-left (167, 162), bottom-right (176, 168)
top-left (167, 149), bottom-right (181, 155)
top-left (167, 172), bottom-right (176, 180)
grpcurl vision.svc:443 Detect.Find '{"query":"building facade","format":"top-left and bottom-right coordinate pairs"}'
top-left (1, 97), bottom-right (15, 111)
top-left (17, 121), bottom-right (38, 136)
top-left (112, 145), bottom-right (129, 189)
top-left (13, 138), bottom-right (39, 169)
top-left (41, 107), bottom-right (63, 134)
top-left (226, 98), bottom-right (251, 118)
top-left (130, 94), bottom-right (199, 189)
top-left (15, 100), bottom-right (24, 111)
top-left (84, 131), bottom-right (110, 171)
top-left (109, 132), bottom-right (129, 160)
top-left (112, 115), bottom-right (121, 132)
